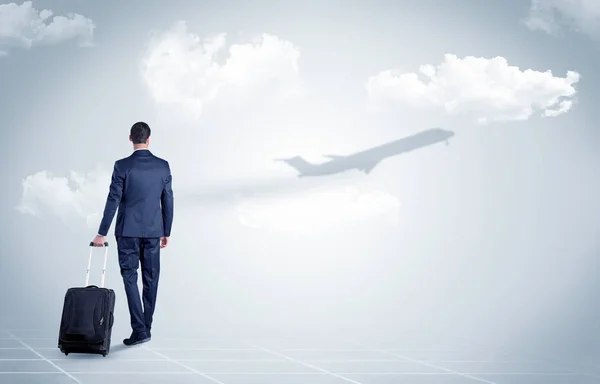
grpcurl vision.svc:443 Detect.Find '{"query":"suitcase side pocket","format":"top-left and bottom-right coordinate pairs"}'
top-left (59, 289), bottom-right (105, 344)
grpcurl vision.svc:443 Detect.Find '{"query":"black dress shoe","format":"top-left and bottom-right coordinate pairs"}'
top-left (123, 332), bottom-right (151, 346)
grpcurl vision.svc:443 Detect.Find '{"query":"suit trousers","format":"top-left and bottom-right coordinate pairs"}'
top-left (116, 237), bottom-right (161, 334)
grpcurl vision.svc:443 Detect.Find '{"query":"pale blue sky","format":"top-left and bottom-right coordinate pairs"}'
top-left (1, 0), bottom-right (599, 357)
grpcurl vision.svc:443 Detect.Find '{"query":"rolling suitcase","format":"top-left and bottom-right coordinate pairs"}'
top-left (58, 242), bottom-right (116, 357)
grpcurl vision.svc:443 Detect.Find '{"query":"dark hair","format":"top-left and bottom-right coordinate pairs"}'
top-left (130, 122), bottom-right (151, 144)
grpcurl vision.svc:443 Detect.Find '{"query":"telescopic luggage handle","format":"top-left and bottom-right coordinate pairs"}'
top-left (85, 242), bottom-right (109, 288)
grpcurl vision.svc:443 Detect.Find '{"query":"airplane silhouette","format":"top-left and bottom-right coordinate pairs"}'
top-left (276, 128), bottom-right (455, 177)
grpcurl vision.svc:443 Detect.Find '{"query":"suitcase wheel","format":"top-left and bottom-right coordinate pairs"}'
top-left (64, 352), bottom-right (69, 356)
top-left (101, 353), bottom-right (107, 357)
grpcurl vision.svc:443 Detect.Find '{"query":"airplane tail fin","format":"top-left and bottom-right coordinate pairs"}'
top-left (274, 156), bottom-right (314, 175)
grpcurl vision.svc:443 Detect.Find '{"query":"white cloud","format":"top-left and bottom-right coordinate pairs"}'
top-left (0, 1), bottom-right (94, 56)
top-left (140, 21), bottom-right (302, 120)
top-left (366, 54), bottom-right (580, 124)
top-left (16, 166), bottom-right (111, 229)
top-left (524, 0), bottom-right (600, 38)
top-left (235, 186), bottom-right (401, 234)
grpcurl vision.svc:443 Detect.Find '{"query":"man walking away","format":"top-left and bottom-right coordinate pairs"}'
top-left (91, 121), bottom-right (174, 346)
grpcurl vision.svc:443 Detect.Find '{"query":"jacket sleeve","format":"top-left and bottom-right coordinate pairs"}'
top-left (161, 162), bottom-right (174, 237)
top-left (97, 162), bottom-right (125, 236)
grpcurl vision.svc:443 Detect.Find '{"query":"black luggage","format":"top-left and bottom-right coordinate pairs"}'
top-left (58, 242), bottom-right (116, 357)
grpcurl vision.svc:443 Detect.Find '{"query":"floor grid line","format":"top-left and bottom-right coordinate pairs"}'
top-left (0, 371), bottom-right (590, 375)
top-left (489, 342), bottom-right (600, 381)
top-left (459, 334), bottom-right (600, 381)
top-left (3, 329), bottom-right (83, 384)
top-left (142, 345), bottom-right (228, 384)
top-left (0, 357), bottom-right (551, 363)
top-left (249, 343), bottom-right (367, 384)
top-left (1, 327), bottom-right (599, 383)
top-left (348, 340), bottom-right (499, 384)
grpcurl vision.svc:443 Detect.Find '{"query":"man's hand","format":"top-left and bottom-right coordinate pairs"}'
top-left (160, 236), bottom-right (169, 249)
top-left (92, 235), bottom-right (106, 247)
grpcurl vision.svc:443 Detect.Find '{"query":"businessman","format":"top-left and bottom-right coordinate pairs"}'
top-left (91, 122), bottom-right (174, 346)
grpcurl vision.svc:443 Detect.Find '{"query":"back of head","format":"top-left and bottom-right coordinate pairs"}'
top-left (130, 122), bottom-right (151, 145)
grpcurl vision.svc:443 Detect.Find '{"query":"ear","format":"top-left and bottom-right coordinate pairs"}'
top-left (146, 136), bottom-right (151, 145)
top-left (129, 135), bottom-right (132, 142)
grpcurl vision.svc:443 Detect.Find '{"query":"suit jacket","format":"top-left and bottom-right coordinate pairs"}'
top-left (98, 149), bottom-right (174, 238)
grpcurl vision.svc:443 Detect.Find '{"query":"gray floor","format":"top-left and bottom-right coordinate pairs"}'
top-left (1, 328), bottom-right (600, 384)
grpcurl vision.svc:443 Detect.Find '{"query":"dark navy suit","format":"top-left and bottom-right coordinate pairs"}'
top-left (97, 149), bottom-right (174, 335)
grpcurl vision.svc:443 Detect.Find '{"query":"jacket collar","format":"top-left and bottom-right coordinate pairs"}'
top-left (132, 148), bottom-right (152, 156)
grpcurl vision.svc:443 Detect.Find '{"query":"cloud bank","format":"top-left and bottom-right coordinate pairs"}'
top-left (0, 1), bottom-right (94, 56)
top-left (140, 21), bottom-right (302, 120)
top-left (236, 186), bottom-right (401, 234)
top-left (16, 166), bottom-right (110, 230)
top-left (366, 54), bottom-right (580, 124)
